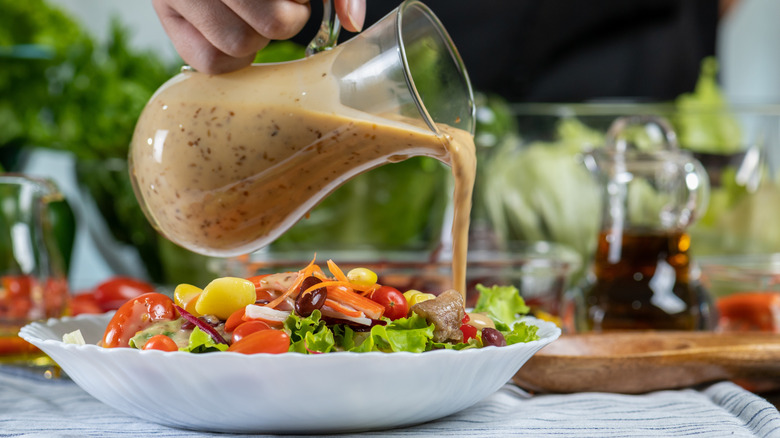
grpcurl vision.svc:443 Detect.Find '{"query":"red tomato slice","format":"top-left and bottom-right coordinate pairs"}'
top-left (93, 277), bottom-right (156, 312)
top-left (370, 285), bottom-right (408, 320)
top-left (142, 334), bottom-right (179, 352)
top-left (228, 329), bottom-right (290, 354)
top-left (460, 324), bottom-right (477, 342)
top-left (231, 320), bottom-right (272, 343)
top-left (225, 307), bottom-right (247, 332)
top-left (101, 293), bottom-right (177, 348)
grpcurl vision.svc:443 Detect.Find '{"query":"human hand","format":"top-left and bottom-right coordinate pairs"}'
top-left (152, 0), bottom-right (366, 74)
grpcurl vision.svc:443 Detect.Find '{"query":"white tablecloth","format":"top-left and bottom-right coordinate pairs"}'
top-left (1, 365), bottom-right (779, 437)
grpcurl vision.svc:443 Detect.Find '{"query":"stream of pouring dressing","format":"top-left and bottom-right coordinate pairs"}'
top-left (130, 47), bottom-right (476, 297)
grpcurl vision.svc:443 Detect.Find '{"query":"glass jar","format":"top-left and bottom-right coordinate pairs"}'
top-left (577, 116), bottom-right (715, 331)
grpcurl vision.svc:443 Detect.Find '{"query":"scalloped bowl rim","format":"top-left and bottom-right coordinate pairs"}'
top-left (20, 312), bottom-right (560, 434)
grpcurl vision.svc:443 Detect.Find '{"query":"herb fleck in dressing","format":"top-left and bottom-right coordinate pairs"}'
top-left (130, 46), bottom-right (476, 297)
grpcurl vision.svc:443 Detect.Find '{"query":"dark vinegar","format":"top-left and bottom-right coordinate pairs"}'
top-left (581, 229), bottom-right (712, 331)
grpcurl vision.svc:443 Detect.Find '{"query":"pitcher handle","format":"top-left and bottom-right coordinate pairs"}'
top-left (306, 0), bottom-right (341, 56)
top-left (680, 151), bottom-right (710, 228)
top-left (596, 116), bottom-right (710, 230)
top-left (605, 115), bottom-right (680, 153)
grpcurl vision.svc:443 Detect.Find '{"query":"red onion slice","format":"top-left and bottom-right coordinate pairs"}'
top-left (175, 305), bottom-right (228, 345)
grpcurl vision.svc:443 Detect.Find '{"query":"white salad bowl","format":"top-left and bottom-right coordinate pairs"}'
top-left (20, 313), bottom-right (559, 434)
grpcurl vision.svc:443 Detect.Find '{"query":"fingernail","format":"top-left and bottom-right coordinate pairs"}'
top-left (347, 0), bottom-right (365, 32)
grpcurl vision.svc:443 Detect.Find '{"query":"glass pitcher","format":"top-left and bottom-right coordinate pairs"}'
top-left (129, 0), bottom-right (475, 258)
top-left (576, 116), bottom-right (714, 331)
top-left (0, 174), bottom-right (69, 367)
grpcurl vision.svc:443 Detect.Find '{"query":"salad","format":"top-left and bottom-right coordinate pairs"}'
top-left (67, 256), bottom-right (540, 354)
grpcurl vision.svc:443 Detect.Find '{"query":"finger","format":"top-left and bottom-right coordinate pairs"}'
top-left (153, 0), bottom-right (257, 74)
top-left (334, 0), bottom-right (365, 33)
top-left (223, 0), bottom-right (312, 41)
top-left (168, 0), bottom-right (270, 58)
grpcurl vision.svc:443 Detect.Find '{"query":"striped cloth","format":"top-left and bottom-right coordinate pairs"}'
top-left (1, 366), bottom-right (779, 437)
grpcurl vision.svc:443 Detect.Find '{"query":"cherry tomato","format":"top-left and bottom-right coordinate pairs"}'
top-left (101, 293), bottom-right (177, 348)
top-left (93, 277), bottom-right (156, 312)
top-left (142, 334), bottom-right (179, 352)
top-left (228, 329), bottom-right (290, 354)
top-left (231, 320), bottom-right (272, 343)
top-left (70, 293), bottom-right (102, 315)
top-left (370, 285), bottom-right (408, 320)
top-left (460, 323), bottom-right (477, 342)
top-left (225, 306), bottom-right (247, 332)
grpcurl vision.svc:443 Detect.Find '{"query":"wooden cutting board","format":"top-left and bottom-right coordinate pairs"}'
top-left (513, 331), bottom-right (780, 394)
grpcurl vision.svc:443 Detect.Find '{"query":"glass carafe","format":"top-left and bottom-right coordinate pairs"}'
top-left (577, 116), bottom-right (714, 331)
top-left (0, 174), bottom-right (69, 367)
top-left (129, 0), bottom-right (475, 258)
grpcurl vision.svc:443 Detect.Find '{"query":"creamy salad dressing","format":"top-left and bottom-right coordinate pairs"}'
top-left (130, 47), bottom-right (476, 297)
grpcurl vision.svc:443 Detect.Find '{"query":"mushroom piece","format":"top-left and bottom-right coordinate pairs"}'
top-left (411, 289), bottom-right (465, 343)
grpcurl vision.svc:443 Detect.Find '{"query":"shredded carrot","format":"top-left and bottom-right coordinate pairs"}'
top-left (265, 277), bottom-right (303, 309)
top-left (324, 259), bottom-right (380, 293)
top-left (264, 255), bottom-right (384, 320)
top-left (327, 259), bottom-right (349, 283)
top-left (360, 283), bottom-right (381, 297)
top-left (326, 284), bottom-right (385, 319)
top-left (324, 298), bottom-right (363, 318)
top-left (265, 254), bottom-right (319, 309)
top-left (302, 280), bottom-right (351, 295)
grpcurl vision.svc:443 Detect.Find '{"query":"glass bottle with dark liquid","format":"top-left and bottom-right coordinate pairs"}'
top-left (579, 116), bottom-right (714, 331)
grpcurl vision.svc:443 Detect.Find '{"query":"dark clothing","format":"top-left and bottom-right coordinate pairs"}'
top-left (295, 0), bottom-right (719, 102)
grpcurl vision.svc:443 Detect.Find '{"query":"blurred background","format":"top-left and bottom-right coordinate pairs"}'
top-left (3, 0), bottom-right (780, 321)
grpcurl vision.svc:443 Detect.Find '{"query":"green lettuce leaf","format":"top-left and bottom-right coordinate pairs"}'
top-left (370, 314), bottom-right (434, 353)
top-left (183, 327), bottom-right (228, 353)
top-left (338, 314), bottom-right (435, 353)
top-left (284, 310), bottom-right (335, 354)
top-left (430, 337), bottom-right (480, 351)
top-left (480, 120), bottom-right (602, 259)
top-left (332, 324), bottom-right (356, 351)
top-left (504, 321), bottom-right (540, 345)
top-left (473, 284), bottom-right (530, 331)
top-left (290, 287), bottom-right (540, 353)
top-left (674, 57), bottom-right (742, 154)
